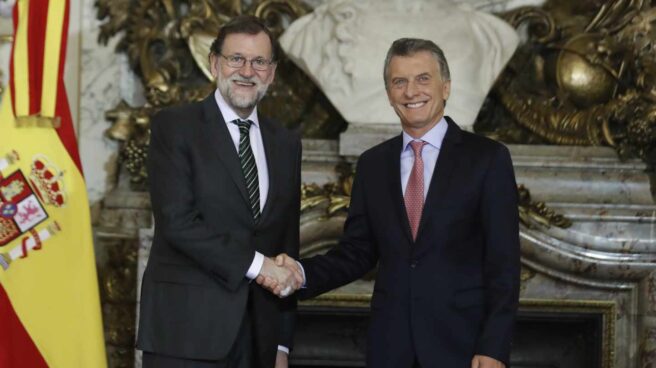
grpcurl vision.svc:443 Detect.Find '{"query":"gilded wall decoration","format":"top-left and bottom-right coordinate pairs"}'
top-left (97, 0), bottom-right (347, 188)
top-left (105, 101), bottom-right (154, 186)
top-left (519, 266), bottom-right (536, 294)
top-left (301, 161), bottom-right (353, 215)
top-left (300, 166), bottom-right (571, 230)
top-left (475, 0), bottom-right (656, 166)
top-left (518, 184), bottom-right (571, 229)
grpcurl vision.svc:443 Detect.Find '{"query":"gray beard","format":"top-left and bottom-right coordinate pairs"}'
top-left (217, 75), bottom-right (269, 112)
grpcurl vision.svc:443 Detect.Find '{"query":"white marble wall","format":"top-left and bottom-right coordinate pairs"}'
top-left (77, 0), bottom-right (144, 207)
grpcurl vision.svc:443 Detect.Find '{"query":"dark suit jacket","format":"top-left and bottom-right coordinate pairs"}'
top-left (299, 117), bottom-right (520, 368)
top-left (137, 93), bottom-right (301, 367)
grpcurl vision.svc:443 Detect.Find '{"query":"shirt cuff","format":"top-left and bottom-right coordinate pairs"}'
top-left (245, 252), bottom-right (265, 279)
top-left (296, 260), bottom-right (307, 287)
top-left (277, 345), bottom-right (289, 354)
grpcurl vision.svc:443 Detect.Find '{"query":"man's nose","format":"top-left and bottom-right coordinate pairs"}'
top-left (239, 61), bottom-right (255, 78)
top-left (404, 81), bottom-right (419, 98)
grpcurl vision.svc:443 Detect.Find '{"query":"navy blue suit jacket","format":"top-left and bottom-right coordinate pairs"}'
top-left (299, 117), bottom-right (520, 367)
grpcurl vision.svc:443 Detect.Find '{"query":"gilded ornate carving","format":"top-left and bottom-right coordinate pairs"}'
top-left (105, 101), bottom-right (153, 188)
top-left (520, 266), bottom-right (536, 294)
top-left (95, 0), bottom-right (130, 47)
top-left (476, 0), bottom-right (656, 164)
top-left (641, 328), bottom-right (656, 368)
top-left (302, 174), bottom-right (571, 229)
top-left (301, 162), bottom-right (353, 215)
top-left (97, 0), bottom-right (347, 186)
top-left (518, 184), bottom-right (571, 229)
top-left (97, 238), bottom-right (139, 368)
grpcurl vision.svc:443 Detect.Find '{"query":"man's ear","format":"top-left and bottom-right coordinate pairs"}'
top-left (209, 54), bottom-right (219, 79)
top-left (267, 62), bottom-right (278, 84)
top-left (443, 80), bottom-right (451, 101)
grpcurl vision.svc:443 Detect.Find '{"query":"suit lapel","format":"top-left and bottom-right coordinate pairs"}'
top-left (415, 117), bottom-right (463, 242)
top-left (386, 135), bottom-right (414, 244)
top-left (201, 95), bottom-right (250, 207)
top-left (258, 114), bottom-right (278, 224)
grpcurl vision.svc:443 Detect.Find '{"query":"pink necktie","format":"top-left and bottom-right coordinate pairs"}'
top-left (404, 140), bottom-right (427, 241)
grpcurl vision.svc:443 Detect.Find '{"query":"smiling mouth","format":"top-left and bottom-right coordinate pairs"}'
top-left (404, 101), bottom-right (427, 109)
top-left (233, 80), bottom-right (256, 87)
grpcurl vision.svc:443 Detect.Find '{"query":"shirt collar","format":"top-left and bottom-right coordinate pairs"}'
top-left (214, 88), bottom-right (260, 128)
top-left (402, 116), bottom-right (448, 152)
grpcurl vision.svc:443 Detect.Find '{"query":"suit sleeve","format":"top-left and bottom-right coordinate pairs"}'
top-left (148, 111), bottom-right (254, 292)
top-left (299, 155), bottom-right (379, 299)
top-left (278, 136), bottom-right (302, 350)
top-left (475, 144), bottom-right (520, 365)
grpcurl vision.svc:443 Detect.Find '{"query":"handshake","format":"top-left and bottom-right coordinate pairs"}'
top-left (256, 254), bottom-right (304, 298)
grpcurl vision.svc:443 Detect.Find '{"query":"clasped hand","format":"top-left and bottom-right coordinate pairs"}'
top-left (256, 254), bottom-right (303, 298)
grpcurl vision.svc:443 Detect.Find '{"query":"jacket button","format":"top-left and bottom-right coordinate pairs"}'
top-left (410, 261), bottom-right (417, 269)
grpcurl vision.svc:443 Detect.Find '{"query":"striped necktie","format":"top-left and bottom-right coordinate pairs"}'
top-left (233, 119), bottom-right (260, 222)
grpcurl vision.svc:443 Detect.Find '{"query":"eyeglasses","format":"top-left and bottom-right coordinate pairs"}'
top-left (220, 54), bottom-right (274, 71)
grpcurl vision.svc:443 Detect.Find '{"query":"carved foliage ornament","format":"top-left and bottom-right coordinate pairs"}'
top-left (476, 0), bottom-right (656, 165)
top-left (301, 164), bottom-right (571, 230)
top-left (301, 161), bottom-right (353, 215)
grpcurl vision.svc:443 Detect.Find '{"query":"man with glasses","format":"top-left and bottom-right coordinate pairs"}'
top-left (137, 15), bottom-right (304, 368)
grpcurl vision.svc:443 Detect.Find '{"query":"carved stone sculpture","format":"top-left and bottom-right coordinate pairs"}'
top-left (279, 0), bottom-right (519, 130)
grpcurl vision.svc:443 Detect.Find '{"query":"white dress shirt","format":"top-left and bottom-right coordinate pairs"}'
top-left (214, 90), bottom-right (289, 354)
top-left (214, 90), bottom-right (268, 278)
top-left (401, 117), bottom-right (448, 198)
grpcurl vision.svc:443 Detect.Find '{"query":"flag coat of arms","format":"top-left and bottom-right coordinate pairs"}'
top-left (0, 0), bottom-right (107, 367)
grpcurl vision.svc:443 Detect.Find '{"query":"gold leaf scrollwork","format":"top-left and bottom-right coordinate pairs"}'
top-left (477, 1), bottom-right (656, 166)
top-left (520, 266), bottom-right (537, 294)
top-left (518, 184), bottom-right (572, 229)
top-left (301, 162), bottom-right (353, 216)
top-left (105, 100), bottom-right (154, 189)
top-left (302, 170), bottom-right (570, 230)
top-left (254, 0), bottom-right (308, 36)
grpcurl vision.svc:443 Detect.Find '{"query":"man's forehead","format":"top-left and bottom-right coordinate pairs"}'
top-left (222, 32), bottom-right (272, 55)
top-left (389, 52), bottom-right (440, 76)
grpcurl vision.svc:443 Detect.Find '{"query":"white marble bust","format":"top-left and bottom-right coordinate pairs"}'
top-left (280, 0), bottom-right (519, 130)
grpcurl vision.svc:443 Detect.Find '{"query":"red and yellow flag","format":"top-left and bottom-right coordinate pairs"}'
top-left (0, 0), bottom-right (107, 367)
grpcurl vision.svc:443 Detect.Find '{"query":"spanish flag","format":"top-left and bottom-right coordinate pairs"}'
top-left (0, 0), bottom-right (107, 367)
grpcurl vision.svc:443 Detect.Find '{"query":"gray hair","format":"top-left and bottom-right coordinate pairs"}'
top-left (383, 38), bottom-right (451, 89)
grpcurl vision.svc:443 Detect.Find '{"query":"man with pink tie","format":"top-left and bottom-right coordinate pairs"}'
top-left (264, 38), bottom-right (520, 368)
